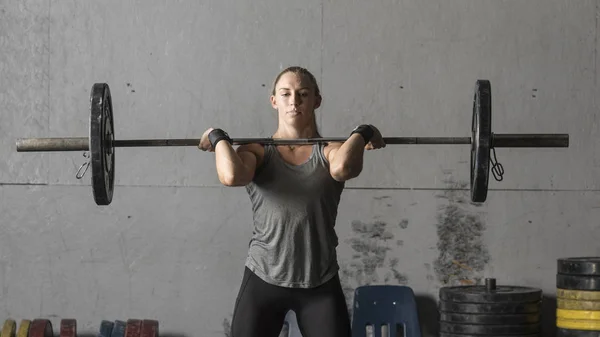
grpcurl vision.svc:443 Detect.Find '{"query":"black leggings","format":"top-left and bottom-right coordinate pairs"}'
top-left (230, 267), bottom-right (351, 337)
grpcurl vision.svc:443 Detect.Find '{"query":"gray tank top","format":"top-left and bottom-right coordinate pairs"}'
top-left (244, 143), bottom-right (345, 288)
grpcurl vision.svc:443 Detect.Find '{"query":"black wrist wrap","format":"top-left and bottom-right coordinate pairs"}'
top-left (350, 124), bottom-right (374, 143)
top-left (208, 128), bottom-right (232, 147)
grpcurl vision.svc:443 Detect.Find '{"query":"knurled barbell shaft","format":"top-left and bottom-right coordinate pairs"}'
top-left (15, 134), bottom-right (569, 152)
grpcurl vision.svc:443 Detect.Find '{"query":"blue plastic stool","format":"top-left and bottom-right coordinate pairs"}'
top-left (351, 285), bottom-right (422, 337)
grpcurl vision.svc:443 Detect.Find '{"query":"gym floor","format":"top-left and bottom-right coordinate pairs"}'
top-left (1, 1), bottom-right (597, 336)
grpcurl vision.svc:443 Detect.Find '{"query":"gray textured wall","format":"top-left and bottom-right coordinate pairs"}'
top-left (1, 1), bottom-right (598, 336)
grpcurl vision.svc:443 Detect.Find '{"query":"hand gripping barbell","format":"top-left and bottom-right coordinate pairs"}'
top-left (15, 80), bottom-right (569, 205)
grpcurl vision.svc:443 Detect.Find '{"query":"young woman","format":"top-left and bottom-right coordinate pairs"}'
top-left (199, 66), bottom-right (385, 337)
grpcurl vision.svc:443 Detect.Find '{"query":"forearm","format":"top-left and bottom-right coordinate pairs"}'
top-left (329, 133), bottom-right (367, 181)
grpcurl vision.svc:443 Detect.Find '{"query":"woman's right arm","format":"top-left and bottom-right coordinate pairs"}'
top-left (214, 142), bottom-right (263, 186)
top-left (198, 127), bottom-right (263, 186)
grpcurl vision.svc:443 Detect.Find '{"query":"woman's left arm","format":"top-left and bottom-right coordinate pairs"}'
top-left (326, 124), bottom-right (386, 182)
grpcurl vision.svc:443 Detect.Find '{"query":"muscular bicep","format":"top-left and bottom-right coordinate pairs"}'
top-left (235, 144), bottom-right (264, 183)
top-left (238, 150), bottom-right (258, 174)
top-left (325, 139), bottom-right (367, 181)
top-left (324, 142), bottom-right (343, 176)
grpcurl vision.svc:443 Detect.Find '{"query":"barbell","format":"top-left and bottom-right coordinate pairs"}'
top-left (15, 80), bottom-right (569, 206)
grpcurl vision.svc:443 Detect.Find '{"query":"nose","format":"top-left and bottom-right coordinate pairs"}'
top-left (290, 93), bottom-right (302, 105)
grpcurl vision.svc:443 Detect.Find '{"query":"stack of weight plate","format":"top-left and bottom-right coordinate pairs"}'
top-left (439, 278), bottom-right (542, 337)
top-left (557, 257), bottom-right (600, 337)
top-left (0, 318), bottom-right (158, 337)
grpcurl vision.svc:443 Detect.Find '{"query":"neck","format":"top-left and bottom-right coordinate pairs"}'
top-left (273, 123), bottom-right (319, 139)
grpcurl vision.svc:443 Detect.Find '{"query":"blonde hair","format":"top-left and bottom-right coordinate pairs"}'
top-left (271, 66), bottom-right (321, 97)
top-left (271, 66), bottom-right (321, 136)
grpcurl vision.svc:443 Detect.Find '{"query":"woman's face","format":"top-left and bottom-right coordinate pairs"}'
top-left (270, 71), bottom-right (321, 127)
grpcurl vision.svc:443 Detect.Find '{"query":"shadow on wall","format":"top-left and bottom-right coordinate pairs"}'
top-left (415, 293), bottom-right (439, 337)
top-left (541, 294), bottom-right (557, 337)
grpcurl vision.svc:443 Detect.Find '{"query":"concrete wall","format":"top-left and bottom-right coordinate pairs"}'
top-left (1, 0), bottom-right (598, 336)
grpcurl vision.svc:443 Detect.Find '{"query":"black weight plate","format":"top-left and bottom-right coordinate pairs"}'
top-left (439, 300), bottom-right (541, 314)
top-left (110, 320), bottom-right (126, 337)
top-left (557, 274), bottom-right (600, 291)
top-left (557, 328), bottom-right (600, 337)
top-left (470, 79), bottom-right (492, 203)
top-left (441, 334), bottom-right (540, 337)
top-left (99, 321), bottom-right (114, 337)
top-left (440, 322), bottom-right (540, 335)
top-left (90, 82), bottom-right (115, 206)
top-left (440, 312), bottom-right (540, 325)
top-left (558, 257), bottom-right (600, 276)
top-left (440, 284), bottom-right (542, 303)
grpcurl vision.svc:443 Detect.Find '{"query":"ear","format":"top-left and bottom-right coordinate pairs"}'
top-left (270, 95), bottom-right (277, 109)
top-left (314, 95), bottom-right (322, 109)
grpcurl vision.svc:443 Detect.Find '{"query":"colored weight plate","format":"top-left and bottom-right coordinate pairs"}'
top-left (16, 320), bottom-right (29, 337)
top-left (440, 312), bottom-right (540, 325)
top-left (558, 298), bottom-right (600, 311)
top-left (558, 309), bottom-right (600, 320)
top-left (558, 257), bottom-right (600, 276)
top-left (558, 274), bottom-right (600, 291)
top-left (439, 300), bottom-right (541, 314)
top-left (90, 82), bottom-right (115, 206)
top-left (124, 319), bottom-right (142, 337)
top-left (557, 317), bottom-right (600, 330)
top-left (1, 319), bottom-right (16, 337)
top-left (470, 79), bottom-right (491, 202)
top-left (440, 334), bottom-right (540, 337)
top-left (28, 319), bottom-right (53, 337)
top-left (440, 322), bottom-right (540, 335)
top-left (559, 289), bottom-right (600, 301)
top-left (140, 320), bottom-right (158, 337)
top-left (439, 284), bottom-right (542, 303)
top-left (110, 320), bottom-right (126, 337)
top-left (99, 320), bottom-right (114, 337)
top-left (557, 328), bottom-right (600, 336)
top-left (59, 319), bottom-right (76, 337)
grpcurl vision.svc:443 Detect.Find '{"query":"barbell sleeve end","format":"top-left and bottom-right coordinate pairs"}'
top-left (492, 134), bottom-right (569, 148)
top-left (15, 137), bottom-right (90, 152)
